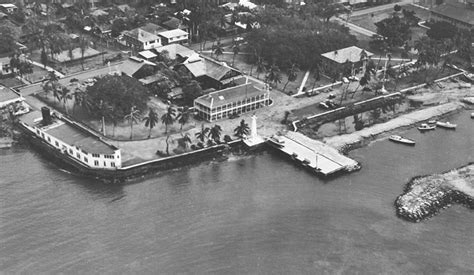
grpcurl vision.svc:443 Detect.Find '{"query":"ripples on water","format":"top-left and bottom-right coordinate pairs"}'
top-left (1, 112), bottom-right (473, 273)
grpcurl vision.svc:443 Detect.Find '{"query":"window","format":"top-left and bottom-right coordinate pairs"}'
top-left (104, 161), bottom-right (107, 166)
top-left (69, 149), bottom-right (73, 154)
top-left (76, 153), bottom-right (80, 158)
top-left (36, 130), bottom-right (40, 135)
top-left (55, 141), bottom-right (59, 147)
top-left (41, 133), bottom-right (45, 138)
top-left (47, 137), bottom-right (51, 142)
top-left (111, 162), bottom-right (115, 167)
top-left (92, 153), bottom-right (100, 158)
top-left (94, 160), bottom-right (99, 166)
top-left (84, 157), bottom-right (88, 163)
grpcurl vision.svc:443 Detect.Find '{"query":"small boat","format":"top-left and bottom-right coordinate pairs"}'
top-left (268, 135), bottom-right (285, 147)
top-left (389, 135), bottom-right (416, 145)
top-left (418, 123), bottom-right (436, 131)
top-left (436, 121), bottom-right (457, 129)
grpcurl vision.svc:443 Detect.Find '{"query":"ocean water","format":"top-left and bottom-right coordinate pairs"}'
top-left (1, 111), bottom-right (473, 273)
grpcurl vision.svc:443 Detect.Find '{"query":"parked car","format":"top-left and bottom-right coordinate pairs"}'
top-left (348, 75), bottom-right (359, 81)
top-left (327, 93), bottom-right (336, 99)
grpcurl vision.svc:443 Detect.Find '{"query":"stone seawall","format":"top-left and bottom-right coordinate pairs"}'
top-left (21, 129), bottom-right (233, 183)
top-left (395, 164), bottom-right (474, 223)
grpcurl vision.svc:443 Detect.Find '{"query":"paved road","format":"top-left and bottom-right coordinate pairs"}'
top-left (350, 0), bottom-right (414, 17)
top-left (332, 17), bottom-right (378, 37)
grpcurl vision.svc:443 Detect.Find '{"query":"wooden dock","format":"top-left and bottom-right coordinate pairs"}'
top-left (267, 131), bottom-right (359, 176)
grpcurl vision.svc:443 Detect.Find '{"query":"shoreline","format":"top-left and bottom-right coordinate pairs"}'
top-left (395, 164), bottom-right (474, 223)
top-left (323, 102), bottom-right (465, 153)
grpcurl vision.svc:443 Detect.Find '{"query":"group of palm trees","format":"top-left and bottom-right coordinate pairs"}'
top-left (132, 106), bottom-right (192, 140)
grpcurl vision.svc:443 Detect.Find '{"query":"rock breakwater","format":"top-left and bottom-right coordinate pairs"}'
top-left (395, 164), bottom-right (474, 222)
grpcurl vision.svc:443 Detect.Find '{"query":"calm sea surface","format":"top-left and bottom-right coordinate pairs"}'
top-left (1, 111), bottom-right (473, 274)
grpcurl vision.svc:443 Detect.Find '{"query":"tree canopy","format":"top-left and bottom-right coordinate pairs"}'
top-left (0, 22), bottom-right (20, 54)
top-left (86, 75), bottom-right (149, 119)
top-left (426, 21), bottom-right (457, 40)
top-left (246, 7), bottom-right (356, 71)
top-left (374, 15), bottom-right (411, 50)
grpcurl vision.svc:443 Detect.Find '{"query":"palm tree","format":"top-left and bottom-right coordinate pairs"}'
top-left (212, 41), bottom-right (224, 61)
top-left (179, 133), bottom-right (192, 151)
top-left (195, 124), bottom-right (210, 143)
top-left (42, 71), bottom-right (61, 102)
top-left (351, 74), bottom-right (369, 98)
top-left (208, 124), bottom-right (222, 143)
top-left (266, 64), bottom-right (282, 88)
top-left (124, 106), bottom-right (141, 140)
top-left (234, 119), bottom-right (250, 138)
top-left (255, 56), bottom-right (266, 79)
top-left (72, 88), bottom-right (85, 115)
top-left (231, 43), bottom-right (240, 66)
top-left (282, 64), bottom-right (299, 92)
top-left (79, 35), bottom-right (88, 70)
top-left (161, 106), bottom-right (176, 134)
top-left (177, 107), bottom-right (191, 133)
top-left (60, 87), bottom-right (72, 113)
top-left (143, 108), bottom-right (159, 138)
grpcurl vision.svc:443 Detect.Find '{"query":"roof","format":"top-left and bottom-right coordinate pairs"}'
top-left (138, 74), bottom-right (166, 85)
top-left (124, 28), bottom-right (159, 43)
top-left (20, 111), bottom-right (116, 154)
top-left (182, 58), bottom-right (235, 81)
top-left (117, 4), bottom-right (132, 12)
top-left (431, 3), bottom-right (474, 26)
top-left (139, 23), bottom-right (168, 34)
top-left (155, 44), bottom-right (196, 59)
top-left (138, 50), bottom-right (157, 59)
top-left (90, 9), bottom-right (108, 17)
top-left (118, 57), bottom-right (155, 77)
top-left (321, 46), bottom-right (374, 64)
top-left (195, 83), bottom-right (266, 107)
top-left (162, 17), bottom-right (185, 30)
top-left (158, 29), bottom-right (188, 39)
top-left (0, 86), bottom-right (21, 105)
top-left (0, 3), bottom-right (17, 8)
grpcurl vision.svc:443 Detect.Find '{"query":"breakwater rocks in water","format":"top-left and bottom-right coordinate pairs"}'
top-left (395, 164), bottom-right (474, 223)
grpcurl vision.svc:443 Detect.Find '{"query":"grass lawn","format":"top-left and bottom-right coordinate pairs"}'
top-left (0, 77), bottom-right (24, 88)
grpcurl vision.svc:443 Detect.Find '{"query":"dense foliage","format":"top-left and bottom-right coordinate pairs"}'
top-left (246, 6), bottom-right (356, 71)
top-left (86, 75), bottom-right (149, 119)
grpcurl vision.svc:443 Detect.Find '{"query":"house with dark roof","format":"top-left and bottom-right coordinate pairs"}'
top-left (321, 46), bottom-right (373, 77)
top-left (176, 56), bottom-right (242, 89)
top-left (194, 83), bottom-right (271, 122)
top-left (162, 17), bottom-right (190, 34)
top-left (117, 57), bottom-right (156, 78)
top-left (430, 0), bottom-right (474, 31)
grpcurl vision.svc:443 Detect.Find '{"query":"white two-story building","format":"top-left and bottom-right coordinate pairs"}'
top-left (20, 108), bottom-right (122, 170)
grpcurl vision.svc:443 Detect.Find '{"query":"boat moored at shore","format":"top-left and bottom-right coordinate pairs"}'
top-left (436, 121), bottom-right (457, 129)
top-left (417, 123), bottom-right (436, 131)
top-left (389, 135), bottom-right (416, 145)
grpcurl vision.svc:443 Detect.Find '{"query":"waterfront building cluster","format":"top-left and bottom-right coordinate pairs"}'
top-left (20, 108), bottom-right (121, 170)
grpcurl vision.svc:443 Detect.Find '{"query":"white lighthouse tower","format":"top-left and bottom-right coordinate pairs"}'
top-left (243, 114), bottom-right (265, 147)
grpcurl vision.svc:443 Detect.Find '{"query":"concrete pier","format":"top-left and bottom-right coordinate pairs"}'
top-left (267, 131), bottom-right (359, 176)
